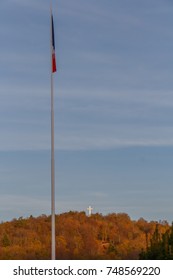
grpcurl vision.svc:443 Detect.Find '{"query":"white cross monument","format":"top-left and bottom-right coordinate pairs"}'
top-left (87, 206), bottom-right (93, 217)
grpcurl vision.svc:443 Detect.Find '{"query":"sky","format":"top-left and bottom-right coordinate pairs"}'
top-left (1, 0), bottom-right (173, 222)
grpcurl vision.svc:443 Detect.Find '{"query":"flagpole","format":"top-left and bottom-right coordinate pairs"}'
top-left (50, 1), bottom-right (56, 260)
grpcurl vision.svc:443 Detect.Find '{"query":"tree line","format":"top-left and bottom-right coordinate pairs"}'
top-left (0, 211), bottom-right (171, 259)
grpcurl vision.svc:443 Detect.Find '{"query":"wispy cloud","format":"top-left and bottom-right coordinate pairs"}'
top-left (0, 4), bottom-right (172, 146)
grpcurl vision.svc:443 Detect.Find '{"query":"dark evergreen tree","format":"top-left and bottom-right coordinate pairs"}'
top-left (140, 223), bottom-right (173, 260)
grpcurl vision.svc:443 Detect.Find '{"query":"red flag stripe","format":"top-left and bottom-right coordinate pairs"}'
top-left (51, 14), bottom-right (56, 73)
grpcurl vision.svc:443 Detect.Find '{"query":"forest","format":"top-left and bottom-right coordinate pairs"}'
top-left (0, 211), bottom-right (172, 260)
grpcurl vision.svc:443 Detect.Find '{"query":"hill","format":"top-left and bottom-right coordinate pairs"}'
top-left (0, 212), bottom-right (170, 259)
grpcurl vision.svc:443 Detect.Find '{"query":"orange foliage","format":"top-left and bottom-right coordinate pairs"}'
top-left (0, 212), bottom-right (170, 259)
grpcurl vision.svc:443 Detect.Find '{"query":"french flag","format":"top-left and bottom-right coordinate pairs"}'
top-left (51, 14), bottom-right (56, 73)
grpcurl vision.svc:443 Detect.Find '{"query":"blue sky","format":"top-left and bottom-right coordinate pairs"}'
top-left (1, 0), bottom-right (173, 222)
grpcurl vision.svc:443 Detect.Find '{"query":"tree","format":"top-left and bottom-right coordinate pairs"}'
top-left (1, 233), bottom-right (11, 247)
top-left (140, 223), bottom-right (173, 260)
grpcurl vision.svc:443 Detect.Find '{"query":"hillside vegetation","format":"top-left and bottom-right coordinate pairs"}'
top-left (0, 212), bottom-right (170, 259)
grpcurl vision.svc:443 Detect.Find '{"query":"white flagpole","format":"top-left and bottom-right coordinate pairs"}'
top-left (50, 0), bottom-right (56, 260)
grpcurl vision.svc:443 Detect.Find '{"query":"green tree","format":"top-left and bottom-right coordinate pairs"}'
top-left (1, 233), bottom-right (11, 247)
